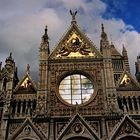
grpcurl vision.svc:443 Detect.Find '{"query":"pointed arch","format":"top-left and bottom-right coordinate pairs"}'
top-left (2, 77), bottom-right (7, 91)
top-left (110, 115), bottom-right (140, 140)
top-left (19, 138), bottom-right (38, 140)
top-left (57, 114), bottom-right (100, 140)
top-left (66, 136), bottom-right (92, 140)
top-left (9, 119), bottom-right (46, 140)
top-left (118, 134), bottom-right (140, 140)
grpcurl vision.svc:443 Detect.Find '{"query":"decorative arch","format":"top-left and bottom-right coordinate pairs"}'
top-left (110, 115), bottom-right (140, 140)
top-left (9, 119), bottom-right (46, 140)
top-left (56, 70), bottom-right (95, 85)
top-left (57, 114), bottom-right (100, 140)
top-left (2, 77), bottom-right (7, 91)
top-left (19, 138), bottom-right (37, 140)
top-left (118, 134), bottom-right (140, 140)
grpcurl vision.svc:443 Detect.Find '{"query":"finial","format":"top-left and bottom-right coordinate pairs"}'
top-left (122, 44), bottom-right (127, 52)
top-left (10, 52), bottom-right (12, 57)
top-left (101, 23), bottom-right (108, 41)
top-left (45, 25), bottom-right (48, 35)
top-left (70, 9), bottom-right (77, 24)
top-left (8, 52), bottom-right (13, 59)
top-left (26, 64), bottom-right (30, 74)
top-left (101, 23), bottom-right (104, 32)
top-left (42, 25), bottom-right (49, 41)
top-left (6, 52), bottom-right (14, 63)
top-left (0, 62), bottom-right (2, 70)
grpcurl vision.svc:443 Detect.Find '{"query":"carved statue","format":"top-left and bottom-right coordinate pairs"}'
top-left (70, 10), bottom-right (77, 21)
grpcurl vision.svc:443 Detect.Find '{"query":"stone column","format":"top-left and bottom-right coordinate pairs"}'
top-left (49, 119), bottom-right (54, 140)
top-left (15, 101), bottom-right (18, 117)
top-left (20, 101), bottom-right (23, 116)
top-left (101, 117), bottom-right (108, 140)
top-left (131, 98), bottom-right (135, 114)
top-left (136, 98), bottom-right (140, 114)
top-left (30, 101), bottom-right (33, 115)
top-left (25, 101), bottom-right (28, 115)
top-left (126, 98), bottom-right (130, 114)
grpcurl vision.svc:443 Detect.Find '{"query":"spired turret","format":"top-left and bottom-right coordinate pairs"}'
top-left (135, 54), bottom-right (140, 82)
top-left (101, 23), bottom-right (108, 41)
top-left (100, 24), bottom-right (110, 57)
top-left (40, 25), bottom-right (50, 54)
top-left (5, 52), bottom-right (15, 72)
top-left (0, 53), bottom-right (18, 91)
top-left (122, 45), bottom-right (130, 72)
top-left (37, 25), bottom-right (50, 114)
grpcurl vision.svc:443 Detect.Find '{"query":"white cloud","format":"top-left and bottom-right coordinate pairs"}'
top-left (0, 0), bottom-right (140, 81)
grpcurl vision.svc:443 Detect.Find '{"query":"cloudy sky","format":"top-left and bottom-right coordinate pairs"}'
top-left (0, 0), bottom-right (140, 82)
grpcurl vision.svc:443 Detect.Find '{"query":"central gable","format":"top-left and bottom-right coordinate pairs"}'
top-left (49, 23), bottom-right (102, 60)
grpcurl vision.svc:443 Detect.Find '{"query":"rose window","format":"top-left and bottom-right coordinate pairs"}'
top-left (59, 74), bottom-right (94, 105)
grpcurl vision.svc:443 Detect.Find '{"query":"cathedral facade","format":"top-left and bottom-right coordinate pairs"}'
top-left (0, 11), bottom-right (140, 140)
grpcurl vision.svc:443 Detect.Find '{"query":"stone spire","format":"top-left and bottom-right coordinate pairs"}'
top-left (70, 9), bottom-right (77, 24)
top-left (122, 44), bottom-right (127, 57)
top-left (0, 62), bottom-right (2, 71)
top-left (135, 54), bottom-right (140, 82)
top-left (122, 44), bottom-right (130, 72)
top-left (5, 52), bottom-right (15, 72)
top-left (101, 24), bottom-right (108, 41)
top-left (42, 25), bottom-right (49, 42)
top-left (26, 64), bottom-right (30, 74)
top-left (5, 52), bottom-right (14, 63)
top-left (41, 25), bottom-right (50, 54)
top-left (100, 24), bottom-right (109, 53)
top-left (37, 25), bottom-right (50, 115)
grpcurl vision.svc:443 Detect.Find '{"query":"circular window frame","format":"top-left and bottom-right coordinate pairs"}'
top-left (57, 71), bottom-right (97, 106)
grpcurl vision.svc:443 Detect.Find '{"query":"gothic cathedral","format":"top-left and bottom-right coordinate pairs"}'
top-left (0, 11), bottom-right (140, 140)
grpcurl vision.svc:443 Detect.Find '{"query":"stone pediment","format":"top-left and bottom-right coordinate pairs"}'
top-left (57, 114), bottom-right (100, 140)
top-left (117, 71), bottom-right (140, 91)
top-left (14, 73), bottom-right (37, 93)
top-left (9, 119), bottom-right (46, 140)
top-left (110, 115), bottom-right (140, 140)
top-left (49, 23), bottom-right (102, 60)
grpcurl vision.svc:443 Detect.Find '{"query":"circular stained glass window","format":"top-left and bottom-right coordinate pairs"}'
top-left (59, 74), bottom-right (94, 105)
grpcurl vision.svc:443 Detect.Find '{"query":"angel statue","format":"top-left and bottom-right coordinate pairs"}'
top-left (70, 10), bottom-right (77, 21)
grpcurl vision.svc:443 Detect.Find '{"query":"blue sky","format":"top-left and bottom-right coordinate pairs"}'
top-left (102, 0), bottom-right (140, 32)
top-left (0, 0), bottom-right (140, 80)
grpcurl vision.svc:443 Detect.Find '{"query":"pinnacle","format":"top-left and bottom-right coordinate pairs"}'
top-left (122, 44), bottom-right (127, 53)
top-left (26, 64), bottom-right (30, 74)
top-left (101, 23), bottom-right (104, 32)
top-left (6, 52), bottom-right (14, 63)
top-left (42, 25), bottom-right (49, 42)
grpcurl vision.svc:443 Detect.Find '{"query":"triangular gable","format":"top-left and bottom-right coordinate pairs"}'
top-left (9, 118), bottom-right (46, 140)
top-left (117, 71), bottom-right (140, 91)
top-left (57, 114), bottom-right (99, 140)
top-left (49, 23), bottom-right (102, 59)
top-left (0, 91), bottom-right (6, 100)
top-left (110, 115), bottom-right (140, 140)
top-left (110, 44), bottom-right (122, 58)
top-left (14, 73), bottom-right (37, 93)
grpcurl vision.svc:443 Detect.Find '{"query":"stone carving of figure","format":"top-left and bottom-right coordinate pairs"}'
top-left (70, 10), bottom-right (77, 21)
